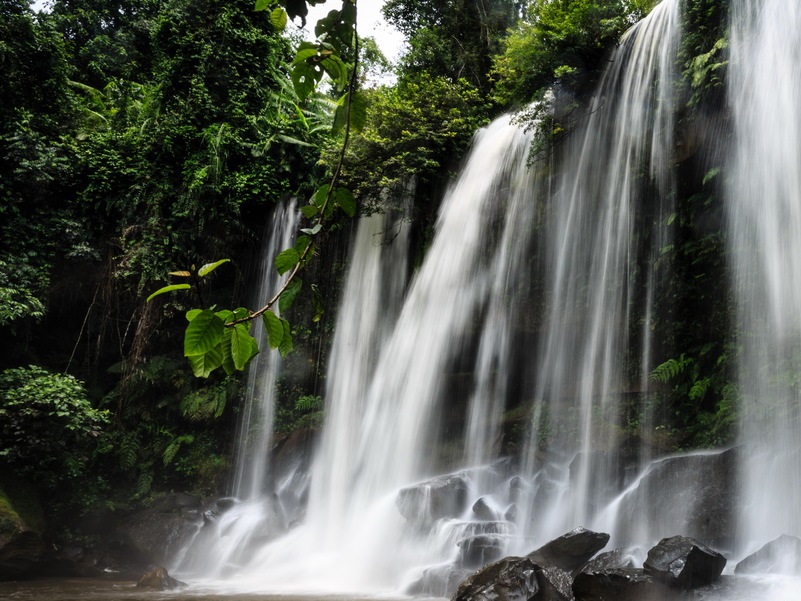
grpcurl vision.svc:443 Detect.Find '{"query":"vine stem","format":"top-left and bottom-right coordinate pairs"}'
top-left (230, 1), bottom-right (360, 327)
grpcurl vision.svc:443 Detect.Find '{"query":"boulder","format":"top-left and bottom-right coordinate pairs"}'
top-left (580, 548), bottom-right (635, 573)
top-left (452, 556), bottom-right (539, 601)
top-left (473, 497), bottom-right (497, 521)
top-left (573, 568), bottom-right (679, 601)
top-left (136, 565), bottom-right (187, 590)
top-left (613, 448), bottom-right (738, 548)
top-left (735, 534), bottom-right (801, 575)
top-left (397, 474), bottom-right (469, 526)
top-left (528, 527), bottom-right (610, 574)
top-left (537, 565), bottom-right (574, 601)
top-left (643, 536), bottom-right (726, 589)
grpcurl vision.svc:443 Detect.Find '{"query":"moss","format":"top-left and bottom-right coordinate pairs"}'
top-left (0, 473), bottom-right (46, 535)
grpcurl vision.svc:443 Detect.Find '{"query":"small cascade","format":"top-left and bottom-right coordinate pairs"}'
top-left (514, 0), bottom-right (681, 551)
top-left (728, 0), bottom-right (801, 559)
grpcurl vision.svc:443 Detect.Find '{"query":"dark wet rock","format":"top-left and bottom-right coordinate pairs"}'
top-left (573, 568), bottom-right (680, 601)
top-left (216, 497), bottom-right (238, 511)
top-left (580, 548), bottom-right (636, 573)
top-left (528, 527), bottom-right (610, 574)
top-left (537, 565), bottom-right (574, 601)
top-left (397, 474), bottom-right (469, 526)
top-left (136, 565), bottom-right (187, 590)
top-left (452, 555), bottom-right (539, 601)
top-left (644, 535), bottom-right (726, 589)
top-left (735, 534), bottom-right (801, 575)
top-left (614, 448), bottom-right (738, 548)
top-left (473, 497), bottom-right (497, 521)
top-left (457, 534), bottom-right (507, 569)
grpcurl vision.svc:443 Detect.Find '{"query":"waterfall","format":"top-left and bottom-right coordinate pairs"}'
top-left (171, 200), bottom-right (299, 577)
top-left (515, 0), bottom-right (680, 550)
top-left (728, 0), bottom-right (801, 557)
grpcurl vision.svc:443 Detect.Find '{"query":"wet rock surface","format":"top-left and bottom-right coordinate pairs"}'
top-left (453, 555), bottom-right (540, 601)
top-left (643, 535), bottom-right (726, 589)
top-left (136, 565), bottom-right (187, 590)
top-left (735, 534), bottom-right (801, 575)
top-left (573, 567), bottom-right (680, 601)
top-left (397, 474), bottom-right (470, 525)
top-left (528, 527), bottom-right (611, 574)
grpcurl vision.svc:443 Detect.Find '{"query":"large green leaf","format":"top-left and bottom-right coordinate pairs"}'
top-left (278, 318), bottom-right (293, 356)
top-left (279, 278), bottom-right (303, 314)
top-left (184, 310), bottom-right (224, 356)
top-left (231, 323), bottom-right (259, 370)
top-left (270, 7), bottom-right (288, 30)
top-left (262, 311), bottom-right (284, 349)
top-left (198, 258), bottom-right (230, 278)
top-left (188, 347), bottom-right (223, 378)
top-left (275, 248), bottom-right (300, 275)
top-left (147, 283), bottom-right (190, 302)
top-left (334, 187), bottom-right (356, 217)
top-left (220, 328), bottom-right (236, 375)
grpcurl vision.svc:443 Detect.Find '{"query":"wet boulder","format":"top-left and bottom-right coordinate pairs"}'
top-left (452, 556), bottom-right (539, 601)
top-left (580, 548), bottom-right (636, 573)
top-left (136, 565), bottom-right (187, 590)
top-left (573, 568), bottom-right (679, 601)
top-left (735, 534), bottom-right (801, 575)
top-left (643, 536), bottom-right (726, 589)
top-left (472, 497), bottom-right (497, 521)
top-left (537, 565), bottom-right (574, 601)
top-left (528, 527), bottom-right (611, 574)
top-left (397, 474), bottom-right (469, 526)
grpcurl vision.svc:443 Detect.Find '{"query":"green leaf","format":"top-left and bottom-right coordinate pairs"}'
top-left (294, 235), bottom-right (311, 256)
top-left (186, 309), bottom-right (202, 322)
top-left (703, 167), bottom-right (720, 186)
top-left (220, 328), bottom-right (236, 375)
top-left (291, 62), bottom-right (321, 103)
top-left (292, 42), bottom-right (320, 65)
top-left (184, 310), bottom-right (224, 356)
top-left (278, 318), bottom-right (293, 356)
top-left (270, 7), bottom-right (288, 30)
top-left (301, 224), bottom-right (323, 235)
top-left (262, 311), bottom-right (284, 349)
top-left (279, 278), bottom-right (303, 314)
top-left (321, 55), bottom-right (348, 90)
top-left (147, 283), bottom-right (190, 302)
top-left (198, 258), bottom-right (230, 278)
top-left (188, 347), bottom-right (223, 378)
top-left (254, 0), bottom-right (270, 10)
top-left (275, 248), bottom-right (300, 275)
top-left (231, 323), bottom-right (259, 370)
top-left (311, 184), bottom-right (330, 208)
top-left (334, 187), bottom-right (356, 217)
top-left (301, 204), bottom-right (319, 219)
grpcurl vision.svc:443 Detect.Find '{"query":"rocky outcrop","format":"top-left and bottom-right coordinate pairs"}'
top-left (528, 527), bottom-right (610, 574)
top-left (397, 474), bottom-right (470, 527)
top-left (643, 536), bottom-right (726, 589)
top-left (453, 555), bottom-right (540, 601)
top-left (136, 565), bottom-right (187, 590)
top-left (735, 534), bottom-right (801, 575)
top-left (573, 568), bottom-right (679, 601)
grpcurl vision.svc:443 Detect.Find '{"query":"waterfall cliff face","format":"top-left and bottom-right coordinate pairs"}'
top-left (728, 0), bottom-right (801, 556)
top-left (176, 0), bottom-right (801, 595)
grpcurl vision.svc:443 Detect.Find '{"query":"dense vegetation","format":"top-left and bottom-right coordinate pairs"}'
top-left (0, 0), bottom-right (735, 552)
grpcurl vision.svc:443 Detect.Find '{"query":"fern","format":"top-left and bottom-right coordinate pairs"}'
top-left (295, 395), bottom-right (323, 412)
top-left (118, 433), bottom-right (140, 471)
top-left (163, 434), bottom-right (194, 466)
top-left (649, 355), bottom-right (691, 383)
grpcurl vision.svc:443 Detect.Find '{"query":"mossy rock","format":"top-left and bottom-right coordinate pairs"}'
top-left (0, 474), bottom-right (45, 546)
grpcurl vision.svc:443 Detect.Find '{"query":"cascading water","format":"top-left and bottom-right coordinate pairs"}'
top-left (514, 0), bottom-right (681, 551)
top-left (728, 0), bottom-right (801, 562)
